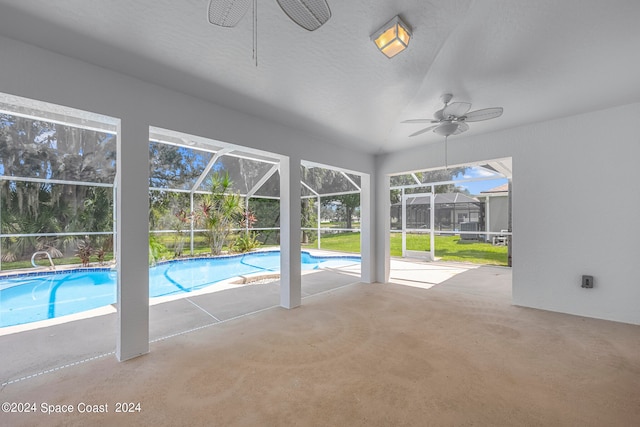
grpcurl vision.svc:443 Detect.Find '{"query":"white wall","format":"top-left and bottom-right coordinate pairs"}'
top-left (0, 36), bottom-right (373, 173)
top-left (377, 102), bottom-right (640, 325)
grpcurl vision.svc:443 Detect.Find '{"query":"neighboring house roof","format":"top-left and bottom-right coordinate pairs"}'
top-left (394, 193), bottom-right (481, 206)
top-left (480, 183), bottom-right (509, 194)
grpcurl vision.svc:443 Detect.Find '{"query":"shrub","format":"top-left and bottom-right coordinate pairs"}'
top-left (234, 232), bottom-right (261, 253)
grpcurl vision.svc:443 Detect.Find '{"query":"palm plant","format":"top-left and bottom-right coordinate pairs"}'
top-left (94, 235), bottom-right (113, 265)
top-left (173, 208), bottom-right (191, 257)
top-left (199, 172), bottom-right (242, 255)
top-left (1, 182), bottom-right (64, 262)
top-left (75, 237), bottom-right (92, 267)
top-left (234, 210), bottom-right (260, 252)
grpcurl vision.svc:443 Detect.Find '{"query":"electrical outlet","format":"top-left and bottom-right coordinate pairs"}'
top-left (581, 275), bottom-right (594, 288)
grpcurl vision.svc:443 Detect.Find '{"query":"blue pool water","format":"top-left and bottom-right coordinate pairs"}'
top-left (0, 251), bottom-right (359, 328)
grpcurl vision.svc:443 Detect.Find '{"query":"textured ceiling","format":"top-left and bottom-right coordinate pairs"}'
top-left (0, 0), bottom-right (639, 154)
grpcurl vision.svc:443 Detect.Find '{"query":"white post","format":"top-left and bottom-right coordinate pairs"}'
top-left (401, 188), bottom-right (406, 257)
top-left (116, 119), bottom-right (149, 361)
top-left (430, 185), bottom-right (435, 261)
top-left (112, 183), bottom-right (117, 261)
top-left (279, 156), bottom-right (301, 309)
top-left (0, 187), bottom-right (2, 271)
top-left (360, 173), bottom-right (374, 283)
top-left (485, 195), bottom-right (491, 243)
top-left (190, 192), bottom-right (194, 255)
top-left (375, 174), bottom-right (391, 283)
top-left (317, 195), bottom-right (321, 249)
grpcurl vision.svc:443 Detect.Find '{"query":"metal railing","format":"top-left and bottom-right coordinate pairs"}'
top-left (31, 251), bottom-right (55, 270)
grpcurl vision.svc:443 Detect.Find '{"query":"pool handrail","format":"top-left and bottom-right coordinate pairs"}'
top-left (31, 251), bottom-right (56, 270)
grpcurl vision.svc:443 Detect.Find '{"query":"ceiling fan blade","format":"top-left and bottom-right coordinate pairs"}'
top-left (208, 0), bottom-right (251, 27)
top-left (452, 122), bottom-right (469, 135)
top-left (443, 102), bottom-right (471, 118)
top-left (276, 0), bottom-right (331, 31)
top-left (402, 119), bottom-right (436, 124)
top-left (409, 125), bottom-right (438, 137)
top-left (463, 107), bottom-right (504, 122)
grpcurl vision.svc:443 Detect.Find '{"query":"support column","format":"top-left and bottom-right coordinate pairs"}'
top-left (429, 186), bottom-right (435, 261)
top-left (190, 192), bottom-right (194, 255)
top-left (401, 188), bottom-right (407, 257)
top-left (317, 195), bottom-right (321, 250)
top-left (279, 156), bottom-right (301, 309)
top-left (360, 173), bottom-right (375, 283)
top-left (116, 119), bottom-right (149, 361)
top-left (508, 179), bottom-right (513, 267)
top-left (375, 171), bottom-right (391, 283)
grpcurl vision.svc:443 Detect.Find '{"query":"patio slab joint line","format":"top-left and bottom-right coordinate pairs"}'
top-left (301, 280), bottom-right (362, 299)
top-left (1, 351), bottom-right (116, 388)
top-left (185, 298), bottom-right (222, 322)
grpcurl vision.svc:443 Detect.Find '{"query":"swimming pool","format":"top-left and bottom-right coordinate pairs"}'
top-left (0, 251), bottom-right (359, 328)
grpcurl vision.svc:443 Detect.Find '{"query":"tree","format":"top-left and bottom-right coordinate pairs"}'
top-left (148, 191), bottom-right (191, 256)
top-left (173, 208), bottom-right (191, 257)
top-left (325, 194), bottom-right (360, 230)
top-left (148, 142), bottom-right (205, 189)
top-left (1, 113), bottom-right (116, 262)
top-left (301, 198), bottom-right (317, 243)
top-left (199, 172), bottom-right (243, 255)
top-left (390, 167), bottom-right (467, 204)
top-left (248, 198), bottom-right (280, 245)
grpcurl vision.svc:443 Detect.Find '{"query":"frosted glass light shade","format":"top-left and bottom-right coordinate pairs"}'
top-left (371, 16), bottom-right (411, 58)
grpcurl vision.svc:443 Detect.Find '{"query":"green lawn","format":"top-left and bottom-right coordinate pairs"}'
top-left (1, 231), bottom-right (507, 271)
top-left (304, 232), bottom-right (508, 266)
top-left (1, 253), bottom-right (115, 270)
top-left (304, 232), bottom-right (362, 253)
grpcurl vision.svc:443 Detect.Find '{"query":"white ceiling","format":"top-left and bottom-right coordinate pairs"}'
top-left (0, 0), bottom-right (639, 155)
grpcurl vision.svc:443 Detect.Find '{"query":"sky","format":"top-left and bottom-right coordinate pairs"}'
top-left (453, 166), bottom-right (507, 195)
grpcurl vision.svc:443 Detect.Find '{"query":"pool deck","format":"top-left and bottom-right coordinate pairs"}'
top-left (0, 255), bottom-right (489, 387)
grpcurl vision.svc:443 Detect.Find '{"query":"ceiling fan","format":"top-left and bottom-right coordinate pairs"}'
top-left (402, 94), bottom-right (503, 138)
top-left (208, 0), bottom-right (331, 31)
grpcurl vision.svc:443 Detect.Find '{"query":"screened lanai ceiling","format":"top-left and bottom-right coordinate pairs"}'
top-left (2, 1), bottom-right (639, 154)
top-left (390, 159), bottom-right (512, 189)
top-left (149, 130), bottom-right (362, 199)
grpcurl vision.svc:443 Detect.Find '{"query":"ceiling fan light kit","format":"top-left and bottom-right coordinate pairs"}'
top-left (371, 15), bottom-right (412, 58)
top-left (433, 121), bottom-right (459, 136)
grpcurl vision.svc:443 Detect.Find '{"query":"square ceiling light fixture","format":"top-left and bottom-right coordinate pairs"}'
top-left (371, 15), bottom-right (411, 58)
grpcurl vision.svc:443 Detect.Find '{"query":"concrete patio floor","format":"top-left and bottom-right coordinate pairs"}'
top-left (2, 259), bottom-right (638, 426)
top-left (0, 257), bottom-right (495, 387)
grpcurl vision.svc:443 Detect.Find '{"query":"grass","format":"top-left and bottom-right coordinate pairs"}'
top-left (1, 254), bottom-right (115, 271)
top-left (1, 231), bottom-right (507, 271)
top-left (305, 232), bottom-right (508, 266)
top-left (303, 232), bottom-right (361, 253)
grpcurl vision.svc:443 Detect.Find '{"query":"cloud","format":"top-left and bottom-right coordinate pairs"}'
top-left (453, 166), bottom-right (504, 182)
top-left (465, 166), bottom-right (498, 178)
